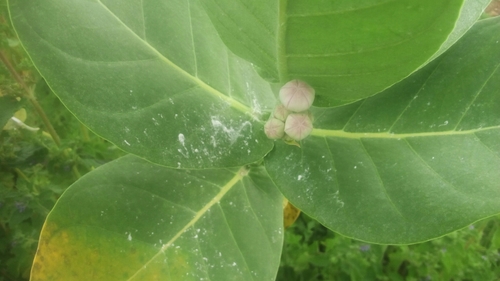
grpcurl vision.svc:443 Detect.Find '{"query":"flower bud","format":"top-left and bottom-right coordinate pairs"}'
top-left (284, 113), bottom-right (313, 141)
top-left (264, 118), bottom-right (285, 139)
top-left (279, 80), bottom-right (315, 112)
top-left (273, 104), bottom-right (290, 122)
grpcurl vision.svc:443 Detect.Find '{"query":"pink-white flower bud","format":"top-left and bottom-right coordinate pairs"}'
top-left (284, 113), bottom-right (313, 141)
top-left (279, 80), bottom-right (315, 112)
top-left (264, 118), bottom-right (285, 139)
top-left (273, 104), bottom-right (290, 122)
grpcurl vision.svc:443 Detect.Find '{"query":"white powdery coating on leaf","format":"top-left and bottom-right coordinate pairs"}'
top-left (178, 133), bottom-right (185, 146)
top-left (279, 80), bottom-right (315, 112)
top-left (211, 116), bottom-right (252, 144)
top-left (284, 113), bottom-right (313, 141)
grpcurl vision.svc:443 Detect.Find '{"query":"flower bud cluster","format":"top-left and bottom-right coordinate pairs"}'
top-left (265, 80), bottom-right (315, 141)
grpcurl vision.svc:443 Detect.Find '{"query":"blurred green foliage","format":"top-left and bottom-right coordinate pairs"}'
top-left (1, 3), bottom-right (125, 280)
top-left (1, 0), bottom-right (500, 280)
top-left (0, 89), bottom-right (125, 280)
top-left (278, 214), bottom-right (500, 281)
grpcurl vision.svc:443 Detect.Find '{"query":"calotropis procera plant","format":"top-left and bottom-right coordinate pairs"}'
top-left (265, 80), bottom-right (315, 141)
top-left (6, 0), bottom-right (500, 280)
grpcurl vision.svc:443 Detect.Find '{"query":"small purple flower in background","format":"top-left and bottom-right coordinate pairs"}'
top-left (63, 164), bottom-right (71, 172)
top-left (15, 202), bottom-right (26, 213)
top-left (359, 244), bottom-right (371, 252)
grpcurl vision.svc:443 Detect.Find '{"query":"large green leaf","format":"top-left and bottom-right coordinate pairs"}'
top-left (8, 0), bottom-right (276, 168)
top-left (265, 17), bottom-right (500, 244)
top-left (31, 155), bottom-right (283, 280)
top-left (200, 0), bottom-right (490, 106)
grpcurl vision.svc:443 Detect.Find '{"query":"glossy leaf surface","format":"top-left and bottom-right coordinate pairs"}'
top-left (200, 0), bottom-right (489, 106)
top-left (31, 155), bottom-right (283, 280)
top-left (265, 17), bottom-right (500, 243)
top-left (9, 0), bottom-right (276, 168)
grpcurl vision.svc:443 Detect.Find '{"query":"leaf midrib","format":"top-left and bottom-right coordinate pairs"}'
top-left (125, 167), bottom-right (246, 281)
top-left (311, 125), bottom-right (500, 139)
top-left (96, 0), bottom-right (253, 117)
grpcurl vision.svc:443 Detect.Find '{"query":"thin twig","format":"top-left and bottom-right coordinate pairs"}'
top-left (0, 50), bottom-right (61, 146)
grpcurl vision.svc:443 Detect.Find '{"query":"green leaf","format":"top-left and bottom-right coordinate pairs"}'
top-left (200, 0), bottom-right (490, 106)
top-left (31, 155), bottom-right (283, 280)
top-left (265, 17), bottom-right (500, 244)
top-left (0, 95), bottom-right (21, 128)
top-left (8, 0), bottom-right (275, 168)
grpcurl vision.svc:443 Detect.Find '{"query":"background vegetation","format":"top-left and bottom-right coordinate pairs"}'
top-left (1, 1), bottom-right (500, 280)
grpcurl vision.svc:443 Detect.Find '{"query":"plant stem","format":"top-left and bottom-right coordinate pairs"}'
top-left (14, 168), bottom-right (31, 183)
top-left (0, 50), bottom-right (61, 146)
top-left (72, 164), bottom-right (81, 179)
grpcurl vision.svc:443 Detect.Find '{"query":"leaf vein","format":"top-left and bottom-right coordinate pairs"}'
top-left (341, 98), bottom-right (367, 130)
top-left (454, 62), bottom-right (500, 130)
top-left (387, 58), bottom-right (446, 132)
top-left (136, 188), bottom-right (197, 214)
top-left (190, 226), bottom-right (213, 281)
top-left (187, 0), bottom-right (198, 77)
top-left (359, 139), bottom-right (407, 220)
top-left (473, 132), bottom-right (500, 160)
top-left (208, 0), bottom-right (277, 69)
top-left (94, 0), bottom-right (252, 115)
top-left (242, 176), bottom-right (276, 247)
top-left (234, 0), bottom-right (275, 37)
top-left (217, 202), bottom-right (256, 281)
top-left (323, 138), bottom-right (341, 197)
top-left (125, 168), bottom-right (244, 281)
top-left (403, 139), bottom-right (465, 194)
top-left (140, 0), bottom-right (146, 40)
